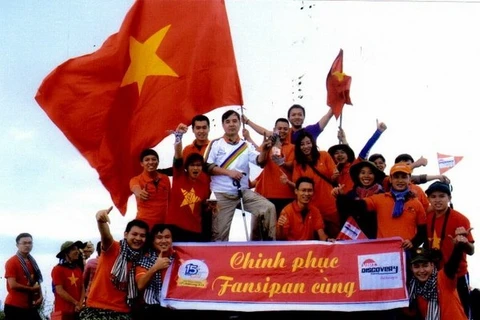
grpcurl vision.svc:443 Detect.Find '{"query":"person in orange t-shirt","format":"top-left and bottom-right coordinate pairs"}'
top-left (406, 234), bottom-right (471, 320)
top-left (130, 149), bottom-right (171, 230)
top-left (182, 114), bottom-right (211, 160)
top-left (247, 118), bottom-right (296, 216)
top-left (165, 123), bottom-right (212, 242)
top-left (81, 206), bottom-right (148, 320)
top-left (51, 240), bottom-right (86, 319)
top-left (291, 131), bottom-right (340, 238)
top-left (276, 176), bottom-right (331, 241)
top-left (3, 233), bottom-right (43, 320)
top-left (328, 120), bottom-right (387, 193)
top-left (425, 181), bottom-right (475, 318)
top-left (336, 163), bottom-right (427, 250)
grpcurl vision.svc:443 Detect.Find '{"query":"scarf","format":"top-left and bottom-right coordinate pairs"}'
top-left (390, 189), bottom-right (410, 218)
top-left (409, 267), bottom-right (440, 320)
top-left (110, 239), bottom-right (142, 306)
top-left (16, 252), bottom-right (43, 285)
top-left (355, 183), bottom-right (382, 199)
top-left (137, 249), bottom-right (175, 305)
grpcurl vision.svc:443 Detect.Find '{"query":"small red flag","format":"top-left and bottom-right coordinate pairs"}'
top-left (35, 0), bottom-right (243, 214)
top-left (326, 49), bottom-right (352, 119)
top-left (337, 217), bottom-right (367, 241)
top-left (437, 152), bottom-right (463, 174)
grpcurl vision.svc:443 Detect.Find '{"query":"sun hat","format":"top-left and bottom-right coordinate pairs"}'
top-left (349, 160), bottom-right (386, 185)
top-left (328, 144), bottom-right (355, 163)
top-left (56, 240), bottom-right (86, 259)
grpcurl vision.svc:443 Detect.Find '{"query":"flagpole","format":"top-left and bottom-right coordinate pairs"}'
top-left (338, 113), bottom-right (343, 144)
top-left (240, 105), bottom-right (246, 131)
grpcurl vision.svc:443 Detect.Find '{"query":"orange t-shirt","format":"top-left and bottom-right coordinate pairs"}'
top-left (276, 201), bottom-right (325, 241)
top-left (416, 270), bottom-right (467, 319)
top-left (165, 162), bottom-right (211, 233)
top-left (86, 241), bottom-right (131, 313)
top-left (337, 158), bottom-right (362, 193)
top-left (255, 142), bottom-right (295, 199)
top-left (129, 171), bottom-right (170, 230)
top-left (183, 140), bottom-right (209, 160)
top-left (427, 209), bottom-right (474, 276)
top-left (364, 193), bottom-right (427, 240)
top-left (4, 255), bottom-right (37, 308)
top-left (292, 151), bottom-right (338, 222)
top-left (409, 183), bottom-right (430, 211)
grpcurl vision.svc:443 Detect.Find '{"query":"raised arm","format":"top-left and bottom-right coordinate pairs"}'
top-left (358, 120), bottom-right (387, 160)
top-left (95, 206), bottom-right (114, 251)
top-left (242, 115), bottom-right (273, 137)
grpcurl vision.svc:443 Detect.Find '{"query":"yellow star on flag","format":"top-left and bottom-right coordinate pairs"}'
top-left (180, 188), bottom-right (201, 213)
top-left (68, 272), bottom-right (79, 286)
top-left (121, 25), bottom-right (179, 94)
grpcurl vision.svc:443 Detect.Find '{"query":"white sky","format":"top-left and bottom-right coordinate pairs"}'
top-left (1, 0), bottom-right (479, 287)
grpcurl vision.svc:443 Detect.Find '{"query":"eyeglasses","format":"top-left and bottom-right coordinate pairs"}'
top-left (18, 241), bottom-right (33, 245)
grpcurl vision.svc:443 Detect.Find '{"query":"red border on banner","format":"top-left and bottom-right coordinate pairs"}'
top-left (161, 238), bottom-right (409, 312)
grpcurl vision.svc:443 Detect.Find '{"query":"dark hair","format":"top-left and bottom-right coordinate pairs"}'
top-left (16, 233), bottom-right (32, 243)
top-left (368, 153), bottom-right (386, 163)
top-left (295, 176), bottom-right (315, 189)
top-left (125, 219), bottom-right (149, 234)
top-left (221, 110), bottom-right (240, 122)
top-left (394, 153), bottom-right (414, 164)
top-left (191, 114), bottom-right (210, 127)
top-left (95, 241), bottom-right (101, 256)
top-left (147, 224), bottom-right (175, 248)
top-left (287, 104), bottom-right (305, 118)
top-left (275, 118), bottom-right (289, 126)
top-left (139, 148), bottom-right (159, 162)
top-left (294, 131), bottom-right (319, 169)
top-left (185, 152), bottom-right (204, 168)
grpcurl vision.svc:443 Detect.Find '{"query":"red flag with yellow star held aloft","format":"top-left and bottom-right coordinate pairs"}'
top-left (35, 0), bottom-right (243, 214)
top-left (326, 49), bottom-right (352, 119)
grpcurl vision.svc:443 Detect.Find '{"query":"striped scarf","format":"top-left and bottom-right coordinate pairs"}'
top-left (110, 240), bottom-right (142, 306)
top-left (409, 267), bottom-right (440, 320)
top-left (137, 249), bottom-right (174, 305)
top-left (16, 252), bottom-right (43, 285)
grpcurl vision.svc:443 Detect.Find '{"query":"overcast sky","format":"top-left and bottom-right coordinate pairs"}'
top-left (1, 0), bottom-right (479, 287)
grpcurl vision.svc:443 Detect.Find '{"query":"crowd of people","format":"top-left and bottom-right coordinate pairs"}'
top-left (2, 105), bottom-right (477, 320)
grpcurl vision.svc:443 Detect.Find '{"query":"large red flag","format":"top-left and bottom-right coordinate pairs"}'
top-left (326, 49), bottom-right (352, 119)
top-left (437, 152), bottom-right (463, 174)
top-left (35, 0), bottom-right (243, 214)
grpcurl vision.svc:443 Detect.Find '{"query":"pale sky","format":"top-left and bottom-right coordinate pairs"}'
top-left (1, 0), bottom-right (479, 287)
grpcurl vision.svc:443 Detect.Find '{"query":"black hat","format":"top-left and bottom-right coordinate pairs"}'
top-left (425, 181), bottom-right (452, 197)
top-left (328, 144), bottom-right (355, 163)
top-left (56, 240), bottom-right (86, 259)
top-left (349, 160), bottom-right (385, 186)
top-left (410, 247), bottom-right (442, 264)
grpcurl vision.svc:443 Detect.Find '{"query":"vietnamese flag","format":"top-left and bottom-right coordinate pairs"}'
top-left (35, 0), bottom-right (243, 214)
top-left (326, 49), bottom-right (352, 119)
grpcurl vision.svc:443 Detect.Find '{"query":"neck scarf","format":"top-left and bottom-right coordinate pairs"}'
top-left (390, 189), bottom-right (410, 218)
top-left (110, 239), bottom-right (142, 306)
top-left (355, 183), bottom-right (382, 199)
top-left (409, 267), bottom-right (440, 320)
top-left (137, 249), bottom-right (175, 305)
top-left (16, 252), bottom-right (43, 285)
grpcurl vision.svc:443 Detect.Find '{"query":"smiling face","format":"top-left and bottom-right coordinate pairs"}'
top-left (357, 166), bottom-right (376, 188)
top-left (427, 191), bottom-right (450, 213)
top-left (153, 228), bottom-right (173, 254)
top-left (411, 261), bottom-right (434, 283)
top-left (372, 158), bottom-right (386, 172)
top-left (288, 107), bottom-right (305, 129)
top-left (333, 149), bottom-right (348, 164)
top-left (390, 172), bottom-right (410, 191)
top-left (299, 136), bottom-right (313, 157)
top-left (274, 120), bottom-right (289, 141)
top-left (140, 155), bottom-right (159, 173)
top-left (295, 181), bottom-right (314, 206)
top-left (65, 245), bottom-right (81, 263)
top-left (192, 120), bottom-right (209, 143)
top-left (124, 226), bottom-right (147, 251)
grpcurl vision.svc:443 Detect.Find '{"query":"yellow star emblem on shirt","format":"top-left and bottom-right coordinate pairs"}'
top-left (180, 188), bottom-right (201, 213)
top-left (431, 230), bottom-right (441, 249)
top-left (121, 25), bottom-right (179, 94)
top-left (68, 272), bottom-right (79, 286)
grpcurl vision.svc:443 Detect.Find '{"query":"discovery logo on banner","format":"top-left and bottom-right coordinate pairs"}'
top-left (358, 252), bottom-right (405, 290)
